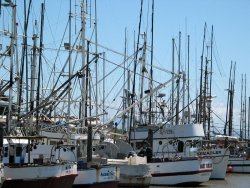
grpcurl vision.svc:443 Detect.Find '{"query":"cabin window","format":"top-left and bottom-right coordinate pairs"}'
top-left (178, 141), bottom-right (184, 152)
top-left (9, 145), bottom-right (15, 155)
top-left (16, 146), bottom-right (22, 157)
top-left (4, 147), bottom-right (8, 157)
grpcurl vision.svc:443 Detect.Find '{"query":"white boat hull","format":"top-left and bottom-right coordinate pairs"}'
top-left (210, 148), bottom-right (229, 179)
top-left (108, 155), bottom-right (151, 187)
top-left (228, 158), bottom-right (250, 173)
top-left (149, 157), bottom-right (212, 186)
top-left (112, 164), bottom-right (151, 187)
top-left (73, 165), bottom-right (119, 188)
top-left (199, 148), bottom-right (229, 179)
top-left (4, 163), bottom-right (77, 179)
top-left (2, 163), bottom-right (77, 188)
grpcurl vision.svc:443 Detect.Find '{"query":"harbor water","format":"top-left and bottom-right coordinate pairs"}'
top-left (150, 173), bottom-right (250, 188)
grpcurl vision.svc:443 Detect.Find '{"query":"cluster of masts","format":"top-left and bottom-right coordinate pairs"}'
top-left (0, 0), bottom-right (249, 143)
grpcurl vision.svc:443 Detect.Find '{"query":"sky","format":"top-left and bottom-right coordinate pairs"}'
top-left (1, 0), bottom-right (250, 134)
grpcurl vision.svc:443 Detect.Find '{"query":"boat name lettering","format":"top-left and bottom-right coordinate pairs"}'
top-left (198, 150), bottom-right (222, 155)
top-left (165, 130), bottom-right (174, 134)
top-left (101, 170), bottom-right (114, 177)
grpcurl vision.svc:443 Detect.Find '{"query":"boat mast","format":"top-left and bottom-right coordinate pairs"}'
top-left (18, 0), bottom-right (32, 124)
top-left (244, 74), bottom-right (247, 140)
top-left (94, 0), bottom-right (98, 125)
top-left (203, 56), bottom-right (208, 137)
top-left (241, 74), bottom-right (246, 140)
top-left (5, 1), bottom-right (16, 134)
top-left (139, 32), bottom-right (147, 125)
top-left (81, 0), bottom-right (86, 127)
top-left (67, 0), bottom-right (72, 120)
top-left (207, 26), bottom-right (213, 139)
top-left (30, 23), bottom-right (38, 133)
top-left (228, 62), bottom-right (236, 136)
top-left (36, 2), bottom-right (45, 130)
top-left (147, 0), bottom-right (154, 149)
top-left (182, 33), bottom-right (187, 123)
top-left (187, 35), bottom-right (190, 123)
top-left (86, 40), bottom-right (92, 162)
top-left (149, 0), bottom-right (154, 126)
top-left (129, 0), bottom-right (143, 143)
top-left (175, 31), bottom-right (181, 125)
top-left (240, 74), bottom-right (243, 140)
top-left (171, 38), bottom-right (175, 125)
top-left (13, 1), bottom-right (19, 126)
top-left (127, 55), bottom-right (131, 132)
top-left (25, 3), bottom-right (30, 115)
top-left (224, 61), bottom-right (233, 135)
top-left (198, 23), bottom-right (206, 123)
top-left (102, 52), bottom-right (106, 124)
top-left (122, 28), bottom-right (127, 131)
top-left (182, 72), bottom-right (186, 124)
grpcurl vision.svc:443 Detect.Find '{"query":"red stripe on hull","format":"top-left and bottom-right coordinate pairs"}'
top-left (73, 181), bottom-right (119, 188)
top-left (1, 174), bottom-right (77, 188)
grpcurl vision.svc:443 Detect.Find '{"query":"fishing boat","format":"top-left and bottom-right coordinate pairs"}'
top-left (198, 138), bottom-right (230, 179)
top-left (39, 121), bottom-right (120, 188)
top-left (149, 156), bottom-right (212, 186)
top-left (1, 136), bottom-right (77, 188)
top-left (107, 156), bottom-right (151, 187)
top-left (73, 163), bottom-right (119, 188)
top-left (227, 138), bottom-right (250, 173)
top-left (228, 156), bottom-right (250, 173)
top-left (130, 123), bottom-right (232, 180)
top-left (93, 140), bottom-right (151, 187)
top-left (130, 124), bottom-right (213, 185)
top-left (223, 68), bottom-right (250, 173)
top-left (199, 149), bottom-right (229, 179)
